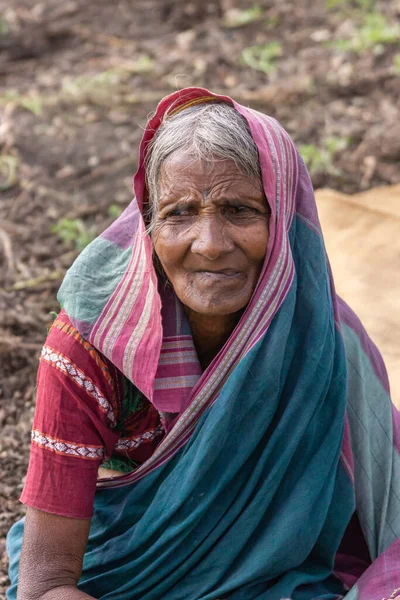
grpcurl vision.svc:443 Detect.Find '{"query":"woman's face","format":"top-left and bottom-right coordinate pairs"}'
top-left (152, 152), bottom-right (270, 317)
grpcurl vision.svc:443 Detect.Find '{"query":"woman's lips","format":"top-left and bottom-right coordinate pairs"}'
top-left (195, 269), bottom-right (244, 281)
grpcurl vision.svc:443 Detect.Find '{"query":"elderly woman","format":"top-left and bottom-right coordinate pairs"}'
top-left (6, 88), bottom-right (400, 600)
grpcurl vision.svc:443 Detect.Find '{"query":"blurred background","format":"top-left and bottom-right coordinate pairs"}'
top-left (0, 0), bottom-right (399, 594)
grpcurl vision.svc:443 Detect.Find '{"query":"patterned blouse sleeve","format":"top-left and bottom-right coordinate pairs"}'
top-left (20, 311), bottom-right (121, 519)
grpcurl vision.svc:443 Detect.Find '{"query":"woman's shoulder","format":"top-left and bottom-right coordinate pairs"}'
top-left (45, 310), bottom-right (107, 363)
top-left (42, 309), bottom-right (119, 394)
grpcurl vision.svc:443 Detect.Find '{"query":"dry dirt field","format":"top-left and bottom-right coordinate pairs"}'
top-left (1, 0), bottom-right (400, 595)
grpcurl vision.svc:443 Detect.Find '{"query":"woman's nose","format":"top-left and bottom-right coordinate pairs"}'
top-left (190, 215), bottom-right (235, 260)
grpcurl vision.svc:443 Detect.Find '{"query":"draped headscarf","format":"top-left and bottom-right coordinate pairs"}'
top-left (58, 88), bottom-right (341, 484)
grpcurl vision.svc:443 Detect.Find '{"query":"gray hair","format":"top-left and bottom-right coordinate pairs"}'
top-left (144, 102), bottom-right (261, 228)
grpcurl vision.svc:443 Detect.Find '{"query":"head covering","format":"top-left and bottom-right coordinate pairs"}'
top-left (58, 87), bottom-right (319, 422)
top-left (58, 85), bottom-right (346, 478)
top-left (49, 88), bottom-right (399, 600)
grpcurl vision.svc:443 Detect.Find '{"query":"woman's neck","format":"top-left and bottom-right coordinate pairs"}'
top-left (185, 309), bottom-right (242, 370)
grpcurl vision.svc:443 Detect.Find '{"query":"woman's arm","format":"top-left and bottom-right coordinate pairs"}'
top-left (17, 507), bottom-right (96, 600)
top-left (14, 314), bottom-right (123, 599)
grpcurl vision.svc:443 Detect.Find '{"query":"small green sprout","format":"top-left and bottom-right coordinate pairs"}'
top-left (0, 155), bottom-right (18, 190)
top-left (0, 18), bottom-right (10, 35)
top-left (241, 42), bottom-right (283, 74)
top-left (393, 53), bottom-right (400, 72)
top-left (327, 0), bottom-right (376, 10)
top-left (224, 6), bottom-right (263, 28)
top-left (63, 57), bottom-right (154, 97)
top-left (299, 137), bottom-right (349, 176)
top-left (0, 90), bottom-right (42, 116)
top-left (51, 219), bottom-right (96, 251)
top-left (108, 204), bottom-right (123, 219)
top-left (329, 12), bottom-right (400, 54)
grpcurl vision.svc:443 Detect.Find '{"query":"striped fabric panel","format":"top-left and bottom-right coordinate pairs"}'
top-left (159, 337), bottom-right (196, 350)
top-left (154, 375), bottom-right (201, 391)
top-left (150, 316), bottom-right (202, 411)
top-left (123, 276), bottom-right (155, 377)
top-left (32, 429), bottom-right (104, 460)
top-left (94, 228), bottom-right (144, 354)
top-left (115, 425), bottom-right (164, 452)
top-left (157, 351), bottom-right (199, 366)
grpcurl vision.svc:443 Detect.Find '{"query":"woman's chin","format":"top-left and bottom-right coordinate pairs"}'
top-left (183, 294), bottom-right (249, 317)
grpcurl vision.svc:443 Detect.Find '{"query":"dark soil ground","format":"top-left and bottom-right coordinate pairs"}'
top-left (1, 0), bottom-right (399, 595)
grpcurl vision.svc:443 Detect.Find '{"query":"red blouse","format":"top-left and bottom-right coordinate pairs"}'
top-left (20, 312), bottom-right (164, 518)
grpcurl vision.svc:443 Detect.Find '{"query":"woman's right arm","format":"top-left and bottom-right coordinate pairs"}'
top-left (16, 314), bottom-right (121, 599)
top-left (17, 507), bottom-right (96, 600)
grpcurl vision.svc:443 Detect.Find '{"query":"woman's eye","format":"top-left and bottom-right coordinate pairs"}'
top-left (165, 207), bottom-right (195, 218)
top-left (225, 205), bottom-right (256, 215)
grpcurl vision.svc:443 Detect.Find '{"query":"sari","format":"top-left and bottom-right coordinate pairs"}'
top-left (7, 87), bottom-right (400, 600)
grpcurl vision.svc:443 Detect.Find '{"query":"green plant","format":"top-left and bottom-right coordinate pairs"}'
top-left (51, 218), bottom-right (96, 251)
top-left (131, 55), bottom-right (154, 73)
top-left (325, 136), bottom-right (349, 155)
top-left (299, 144), bottom-right (327, 175)
top-left (0, 90), bottom-right (42, 115)
top-left (63, 72), bottom-right (115, 96)
top-left (327, 0), bottom-right (375, 10)
top-left (0, 155), bottom-right (18, 190)
top-left (359, 12), bottom-right (400, 47)
top-left (108, 204), bottom-right (123, 218)
top-left (264, 15), bottom-right (280, 30)
top-left (46, 310), bottom-right (59, 333)
top-left (0, 18), bottom-right (9, 35)
top-left (224, 5), bottom-right (263, 28)
top-left (326, 0), bottom-right (345, 9)
top-left (330, 12), bottom-right (400, 54)
top-left (241, 42), bottom-right (283, 74)
top-left (299, 137), bottom-right (349, 176)
top-left (393, 53), bottom-right (400, 72)
top-left (63, 57), bottom-right (154, 97)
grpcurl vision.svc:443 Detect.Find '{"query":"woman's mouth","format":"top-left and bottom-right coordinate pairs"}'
top-left (196, 269), bottom-right (244, 281)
